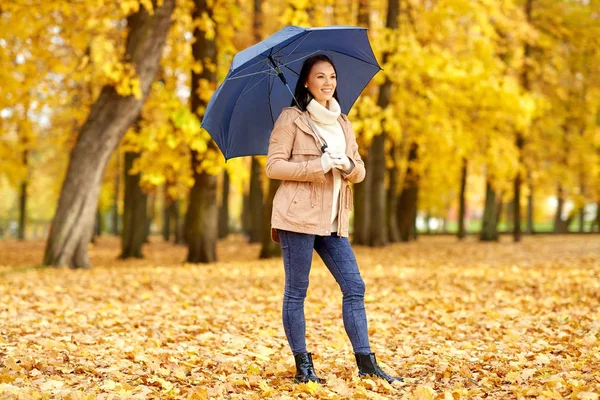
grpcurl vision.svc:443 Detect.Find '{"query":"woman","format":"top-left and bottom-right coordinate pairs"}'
top-left (265, 54), bottom-right (403, 385)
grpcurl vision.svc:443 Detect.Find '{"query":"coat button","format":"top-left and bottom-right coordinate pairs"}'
top-left (293, 201), bottom-right (297, 204)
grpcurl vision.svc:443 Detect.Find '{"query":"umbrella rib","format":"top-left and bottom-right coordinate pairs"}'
top-left (326, 49), bottom-right (382, 70)
top-left (273, 50), bottom-right (321, 70)
top-left (271, 31), bottom-right (310, 60)
top-left (237, 73), bottom-right (269, 99)
top-left (267, 64), bottom-right (276, 125)
top-left (229, 56), bottom-right (274, 79)
top-left (275, 31), bottom-right (312, 66)
top-left (228, 62), bottom-right (277, 80)
top-left (276, 48), bottom-right (382, 71)
top-left (282, 64), bottom-right (300, 77)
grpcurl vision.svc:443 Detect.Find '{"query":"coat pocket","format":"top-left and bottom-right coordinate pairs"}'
top-left (285, 182), bottom-right (302, 215)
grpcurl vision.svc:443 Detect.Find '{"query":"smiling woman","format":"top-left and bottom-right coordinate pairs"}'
top-left (267, 54), bottom-right (403, 385)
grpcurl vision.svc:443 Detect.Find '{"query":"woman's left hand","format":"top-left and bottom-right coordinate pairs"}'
top-left (327, 151), bottom-right (353, 173)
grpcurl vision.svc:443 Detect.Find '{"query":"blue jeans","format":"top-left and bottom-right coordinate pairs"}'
top-left (277, 229), bottom-right (372, 355)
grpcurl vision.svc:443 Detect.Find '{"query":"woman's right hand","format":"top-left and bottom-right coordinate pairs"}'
top-left (321, 152), bottom-right (335, 173)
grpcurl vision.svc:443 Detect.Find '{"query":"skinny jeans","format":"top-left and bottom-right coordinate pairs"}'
top-left (277, 229), bottom-right (371, 355)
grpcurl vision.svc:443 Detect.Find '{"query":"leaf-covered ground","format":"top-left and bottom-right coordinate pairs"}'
top-left (1, 234), bottom-right (599, 399)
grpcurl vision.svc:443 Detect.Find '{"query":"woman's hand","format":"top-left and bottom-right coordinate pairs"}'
top-left (321, 152), bottom-right (336, 173)
top-left (327, 151), bottom-right (353, 173)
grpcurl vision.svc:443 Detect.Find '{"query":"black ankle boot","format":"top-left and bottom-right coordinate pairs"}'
top-left (293, 352), bottom-right (322, 384)
top-left (355, 352), bottom-right (403, 383)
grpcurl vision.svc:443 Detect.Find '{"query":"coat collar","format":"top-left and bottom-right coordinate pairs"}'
top-left (289, 107), bottom-right (353, 155)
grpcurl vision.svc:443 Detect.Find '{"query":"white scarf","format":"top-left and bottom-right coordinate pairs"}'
top-left (306, 97), bottom-right (345, 232)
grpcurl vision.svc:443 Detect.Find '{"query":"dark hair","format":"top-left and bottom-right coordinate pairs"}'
top-left (290, 54), bottom-right (340, 111)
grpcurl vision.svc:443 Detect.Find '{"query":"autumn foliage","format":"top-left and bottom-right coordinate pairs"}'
top-left (1, 235), bottom-right (599, 398)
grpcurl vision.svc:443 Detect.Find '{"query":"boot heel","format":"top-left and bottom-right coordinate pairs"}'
top-left (355, 352), bottom-right (403, 384)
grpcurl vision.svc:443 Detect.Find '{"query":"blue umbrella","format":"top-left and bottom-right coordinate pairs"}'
top-left (201, 25), bottom-right (382, 160)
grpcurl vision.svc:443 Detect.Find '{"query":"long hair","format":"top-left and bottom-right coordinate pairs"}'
top-left (290, 54), bottom-right (340, 111)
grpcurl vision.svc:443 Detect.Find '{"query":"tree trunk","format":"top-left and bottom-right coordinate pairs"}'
top-left (18, 150), bottom-right (27, 240)
top-left (527, 173), bottom-right (534, 234)
top-left (218, 170), bottom-right (230, 238)
top-left (593, 200), bottom-right (600, 232)
top-left (186, 151), bottom-right (218, 262)
top-left (96, 209), bottom-right (105, 237)
top-left (145, 191), bottom-right (155, 243)
top-left (496, 198), bottom-right (504, 233)
top-left (397, 142), bottom-right (419, 242)
top-left (174, 200), bottom-right (184, 244)
top-left (43, 0), bottom-right (175, 268)
top-left (260, 179), bottom-right (282, 259)
top-left (353, 153), bottom-right (371, 244)
top-left (249, 157), bottom-right (264, 242)
top-left (578, 180), bottom-right (585, 233)
top-left (553, 184), bottom-right (567, 233)
top-left (368, 0), bottom-right (399, 247)
top-left (480, 180), bottom-right (498, 241)
top-left (387, 147), bottom-right (400, 243)
top-left (163, 185), bottom-right (172, 241)
top-left (513, 150), bottom-right (523, 241)
top-left (242, 193), bottom-right (251, 237)
top-left (458, 157), bottom-right (467, 239)
top-left (186, 0), bottom-right (219, 263)
top-left (120, 151), bottom-right (148, 259)
top-left (112, 150), bottom-right (121, 236)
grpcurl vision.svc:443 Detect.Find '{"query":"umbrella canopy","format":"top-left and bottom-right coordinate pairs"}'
top-left (201, 25), bottom-right (381, 160)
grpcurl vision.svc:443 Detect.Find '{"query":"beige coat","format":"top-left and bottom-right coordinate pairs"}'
top-left (266, 106), bottom-right (365, 242)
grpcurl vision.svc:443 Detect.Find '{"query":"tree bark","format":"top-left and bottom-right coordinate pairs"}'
top-left (553, 184), bottom-right (567, 233)
top-left (397, 142), bottom-right (419, 242)
top-left (368, 0), bottom-right (399, 247)
top-left (43, 0), bottom-right (175, 268)
top-left (242, 193), bottom-right (251, 237)
top-left (218, 170), bottom-right (230, 238)
top-left (352, 155), bottom-right (371, 244)
top-left (249, 157), bottom-right (264, 242)
top-left (593, 200), bottom-right (600, 232)
top-left (120, 151), bottom-right (148, 259)
top-left (145, 191), bottom-right (155, 243)
top-left (95, 209), bottom-right (105, 237)
top-left (480, 180), bottom-right (499, 241)
top-left (112, 150), bottom-right (121, 236)
top-left (163, 185), bottom-right (172, 241)
top-left (186, 150), bottom-right (218, 262)
top-left (185, 0), bottom-right (218, 263)
top-left (526, 172), bottom-right (535, 234)
top-left (18, 150), bottom-right (27, 240)
top-left (174, 199), bottom-right (184, 244)
top-left (578, 180), bottom-right (585, 233)
top-left (513, 137), bottom-right (523, 241)
top-left (496, 198), bottom-right (504, 233)
top-left (458, 157), bottom-right (467, 239)
top-left (260, 179), bottom-right (282, 259)
top-left (387, 145), bottom-right (400, 243)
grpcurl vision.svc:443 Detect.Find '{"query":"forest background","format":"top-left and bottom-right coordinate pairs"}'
top-left (0, 0), bottom-right (599, 268)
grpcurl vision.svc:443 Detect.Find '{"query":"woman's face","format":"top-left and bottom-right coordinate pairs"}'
top-left (305, 61), bottom-right (337, 107)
